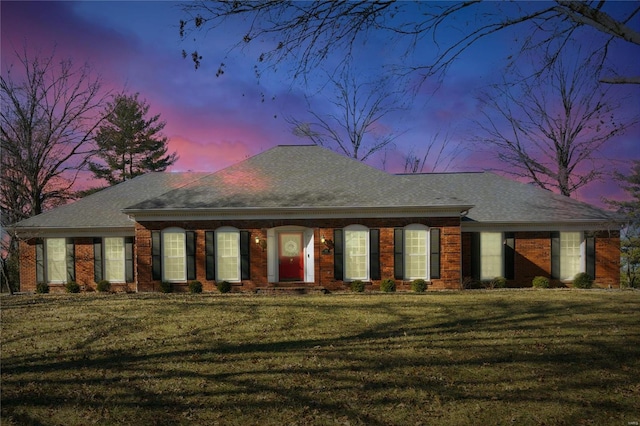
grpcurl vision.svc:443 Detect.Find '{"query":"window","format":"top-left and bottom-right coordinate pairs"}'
top-left (560, 232), bottom-right (582, 280)
top-left (104, 237), bottom-right (125, 282)
top-left (163, 229), bottom-right (186, 281)
top-left (405, 228), bottom-right (428, 279)
top-left (216, 230), bottom-right (240, 281)
top-left (345, 226), bottom-right (368, 280)
top-left (46, 238), bottom-right (66, 283)
top-left (480, 232), bottom-right (503, 280)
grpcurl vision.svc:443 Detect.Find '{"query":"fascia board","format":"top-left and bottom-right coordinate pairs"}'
top-left (461, 220), bottom-right (623, 233)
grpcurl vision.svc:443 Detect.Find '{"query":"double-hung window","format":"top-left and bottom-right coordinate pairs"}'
top-left (560, 232), bottom-right (582, 280)
top-left (216, 229), bottom-right (240, 281)
top-left (46, 238), bottom-right (67, 283)
top-left (104, 237), bottom-right (125, 282)
top-left (344, 226), bottom-right (369, 281)
top-left (404, 227), bottom-right (428, 280)
top-left (163, 229), bottom-right (186, 282)
top-left (480, 232), bottom-right (503, 280)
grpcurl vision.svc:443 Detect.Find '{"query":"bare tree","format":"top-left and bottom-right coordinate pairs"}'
top-left (1, 48), bottom-right (108, 292)
top-left (180, 1), bottom-right (640, 85)
top-left (473, 50), bottom-right (637, 197)
top-left (287, 70), bottom-right (405, 161)
top-left (402, 131), bottom-right (463, 173)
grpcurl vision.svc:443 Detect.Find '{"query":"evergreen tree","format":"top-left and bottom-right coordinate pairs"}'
top-left (88, 93), bottom-right (177, 185)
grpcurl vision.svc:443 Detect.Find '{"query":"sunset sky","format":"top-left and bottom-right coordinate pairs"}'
top-left (2, 1), bottom-right (639, 207)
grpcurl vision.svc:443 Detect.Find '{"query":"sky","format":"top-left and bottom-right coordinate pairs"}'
top-left (1, 1), bottom-right (639, 208)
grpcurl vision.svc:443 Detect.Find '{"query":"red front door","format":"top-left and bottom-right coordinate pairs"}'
top-left (279, 232), bottom-right (304, 281)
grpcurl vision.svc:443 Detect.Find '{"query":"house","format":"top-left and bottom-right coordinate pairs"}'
top-left (13, 145), bottom-right (621, 293)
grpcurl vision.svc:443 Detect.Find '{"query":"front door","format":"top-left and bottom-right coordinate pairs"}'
top-left (279, 232), bottom-right (304, 281)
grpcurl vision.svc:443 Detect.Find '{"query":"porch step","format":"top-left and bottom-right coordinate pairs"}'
top-left (255, 286), bottom-right (329, 295)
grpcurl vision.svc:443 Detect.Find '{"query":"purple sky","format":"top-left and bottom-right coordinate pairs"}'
top-left (2, 1), bottom-right (638, 208)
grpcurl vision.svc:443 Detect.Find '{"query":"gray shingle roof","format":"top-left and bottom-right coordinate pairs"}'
top-left (12, 172), bottom-right (206, 232)
top-left (400, 172), bottom-right (619, 224)
top-left (125, 145), bottom-right (468, 211)
top-left (13, 145), bottom-right (619, 232)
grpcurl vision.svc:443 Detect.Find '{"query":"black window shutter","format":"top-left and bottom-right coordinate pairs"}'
top-left (205, 231), bottom-right (215, 280)
top-left (125, 237), bottom-right (134, 282)
top-left (66, 238), bottom-right (75, 282)
top-left (394, 228), bottom-right (404, 280)
top-left (94, 238), bottom-right (103, 282)
top-left (430, 228), bottom-right (441, 280)
top-left (504, 232), bottom-right (515, 280)
top-left (240, 231), bottom-right (250, 280)
top-left (470, 232), bottom-right (480, 281)
top-left (586, 234), bottom-right (596, 279)
top-left (369, 229), bottom-right (380, 280)
top-left (333, 229), bottom-right (344, 280)
top-left (36, 239), bottom-right (45, 283)
top-left (551, 231), bottom-right (560, 279)
top-left (152, 231), bottom-right (161, 280)
top-left (186, 231), bottom-right (196, 280)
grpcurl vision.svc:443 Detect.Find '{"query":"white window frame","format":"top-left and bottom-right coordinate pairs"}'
top-left (560, 231), bottom-right (584, 281)
top-left (46, 238), bottom-right (67, 283)
top-left (162, 228), bottom-right (186, 282)
top-left (480, 232), bottom-right (503, 281)
top-left (216, 227), bottom-right (241, 282)
top-left (404, 224), bottom-right (429, 280)
top-left (344, 225), bottom-right (369, 281)
top-left (104, 237), bottom-right (126, 283)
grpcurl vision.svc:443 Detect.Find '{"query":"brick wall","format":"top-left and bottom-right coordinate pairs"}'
top-left (461, 230), bottom-right (620, 288)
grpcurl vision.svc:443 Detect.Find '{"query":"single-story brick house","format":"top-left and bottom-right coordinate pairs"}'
top-left (13, 145), bottom-right (621, 293)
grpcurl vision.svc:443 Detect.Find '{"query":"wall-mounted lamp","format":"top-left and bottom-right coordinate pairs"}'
top-left (321, 234), bottom-right (334, 253)
top-left (255, 235), bottom-right (267, 251)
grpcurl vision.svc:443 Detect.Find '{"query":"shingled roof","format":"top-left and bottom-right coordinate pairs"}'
top-left (12, 172), bottom-right (206, 234)
top-left (13, 145), bottom-right (619, 234)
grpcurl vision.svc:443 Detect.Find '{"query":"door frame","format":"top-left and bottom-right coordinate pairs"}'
top-left (267, 226), bottom-right (315, 283)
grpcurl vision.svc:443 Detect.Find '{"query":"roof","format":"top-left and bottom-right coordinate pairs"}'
top-left (12, 172), bottom-right (206, 233)
top-left (124, 145), bottom-right (468, 211)
top-left (400, 172), bottom-right (620, 225)
top-left (13, 145), bottom-right (620, 233)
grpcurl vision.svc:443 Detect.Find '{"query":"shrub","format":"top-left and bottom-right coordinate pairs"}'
top-left (189, 280), bottom-right (203, 294)
top-left (380, 278), bottom-right (396, 293)
top-left (35, 282), bottom-right (50, 294)
top-left (461, 277), bottom-right (480, 290)
top-left (573, 272), bottom-right (593, 289)
top-left (217, 280), bottom-right (232, 293)
top-left (491, 276), bottom-right (507, 289)
top-left (65, 281), bottom-right (81, 293)
top-left (159, 281), bottom-right (173, 293)
top-left (96, 280), bottom-right (111, 292)
top-left (350, 279), bottom-right (365, 292)
top-left (411, 279), bottom-right (427, 293)
top-left (532, 276), bottom-right (550, 289)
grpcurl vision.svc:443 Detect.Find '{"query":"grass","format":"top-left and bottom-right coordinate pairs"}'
top-left (1, 290), bottom-right (639, 425)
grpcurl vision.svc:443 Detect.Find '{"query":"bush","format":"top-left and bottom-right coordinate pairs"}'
top-left (65, 281), bottom-right (81, 293)
top-left (573, 272), bottom-right (593, 289)
top-left (217, 280), bottom-right (232, 293)
top-left (532, 276), bottom-right (550, 288)
top-left (461, 277), bottom-right (480, 290)
top-left (380, 278), bottom-right (396, 293)
top-left (492, 276), bottom-right (507, 289)
top-left (35, 282), bottom-right (50, 294)
top-left (411, 279), bottom-right (428, 293)
top-left (159, 281), bottom-right (173, 293)
top-left (96, 280), bottom-right (111, 292)
top-left (350, 280), bottom-right (365, 292)
top-left (189, 280), bottom-right (203, 294)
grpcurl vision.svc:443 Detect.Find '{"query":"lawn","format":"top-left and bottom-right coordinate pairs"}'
top-left (1, 290), bottom-right (639, 425)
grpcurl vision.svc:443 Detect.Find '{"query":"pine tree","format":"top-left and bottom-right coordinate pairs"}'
top-left (88, 93), bottom-right (178, 185)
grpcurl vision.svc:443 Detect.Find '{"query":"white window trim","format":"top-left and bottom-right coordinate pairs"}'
top-left (559, 231), bottom-right (585, 281)
top-left (162, 227), bottom-right (186, 282)
top-left (480, 232), bottom-right (504, 281)
top-left (404, 224), bottom-right (429, 280)
top-left (104, 237), bottom-right (126, 283)
top-left (46, 238), bottom-right (67, 284)
top-left (344, 225), bottom-right (369, 281)
top-left (215, 227), bottom-right (241, 282)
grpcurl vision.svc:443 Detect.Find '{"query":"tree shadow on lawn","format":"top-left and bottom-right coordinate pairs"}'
top-left (2, 294), bottom-right (639, 425)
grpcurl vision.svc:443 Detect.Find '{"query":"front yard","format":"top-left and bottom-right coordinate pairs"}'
top-left (1, 290), bottom-right (639, 425)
